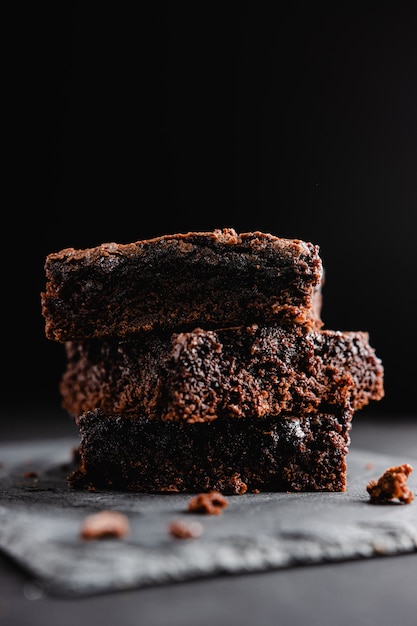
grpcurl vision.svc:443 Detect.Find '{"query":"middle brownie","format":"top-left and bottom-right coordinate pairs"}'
top-left (60, 324), bottom-right (384, 423)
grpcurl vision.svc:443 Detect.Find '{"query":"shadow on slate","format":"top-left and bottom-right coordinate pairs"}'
top-left (0, 438), bottom-right (416, 598)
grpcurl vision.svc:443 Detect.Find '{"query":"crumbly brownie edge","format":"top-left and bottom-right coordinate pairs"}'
top-left (60, 325), bottom-right (384, 423)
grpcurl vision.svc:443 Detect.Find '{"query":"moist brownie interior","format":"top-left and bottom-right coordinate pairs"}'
top-left (41, 229), bottom-right (324, 341)
top-left (60, 325), bottom-right (384, 423)
top-left (68, 409), bottom-right (353, 494)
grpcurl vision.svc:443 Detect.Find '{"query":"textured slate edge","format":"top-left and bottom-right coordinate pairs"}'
top-left (0, 440), bottom-right (416, 598)
top-left (0, 508), bottom-right (416, 598)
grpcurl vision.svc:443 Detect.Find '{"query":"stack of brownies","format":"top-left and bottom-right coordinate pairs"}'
top-left (41, 228), bottom-right (384, 494)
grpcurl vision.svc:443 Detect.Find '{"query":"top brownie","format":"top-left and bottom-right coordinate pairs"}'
top-left (41, 228), bottom-right (324, 341)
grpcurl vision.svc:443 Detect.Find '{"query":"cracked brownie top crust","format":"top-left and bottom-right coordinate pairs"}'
top-left (41, 228), bottom-right (324, 342)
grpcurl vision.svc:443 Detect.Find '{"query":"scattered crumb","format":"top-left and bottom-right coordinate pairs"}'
top-left (168, 519), bottom-right (203, 539)
top-left (80, 510), bottom-right (130, 540)
top-left (188, 490), bottom-right (228, 515)
top-left (23, 471), bottom-right (38, 478)
top-left (366, 463), bottom-right (414, 504)
top-left (365, 462), bottom-right (374, 470)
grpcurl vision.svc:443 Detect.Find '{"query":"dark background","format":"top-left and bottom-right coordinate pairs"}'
top-left (5, 3), bottom-right (417, 420)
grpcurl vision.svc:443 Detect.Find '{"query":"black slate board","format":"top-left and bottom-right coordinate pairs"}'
top-left (0, 438), bottom-right (416, 597)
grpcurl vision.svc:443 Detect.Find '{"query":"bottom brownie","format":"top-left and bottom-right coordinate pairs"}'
top-left (68, 409), bottom-right (352, 494)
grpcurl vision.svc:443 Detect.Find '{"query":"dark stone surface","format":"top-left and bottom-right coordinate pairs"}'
top-left (0, 437), bottom-right (415, 598)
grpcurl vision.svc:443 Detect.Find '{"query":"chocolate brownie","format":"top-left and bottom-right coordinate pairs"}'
top-left (41, 229), bottom-right (324, 342)
top-left (60, 325), bottom-right (384, 424)
top-left (68, 409), bottom-right (353, 493)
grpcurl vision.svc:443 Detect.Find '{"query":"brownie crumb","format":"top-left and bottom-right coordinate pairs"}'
top-left (366, 463), bottom-right (414, 504)
top-left (168, 519), bottom-right (203, 539)
top-left (230, 473), bottom-right (248, 495)
top-left (23, 471), bottom-right (38, 478)
top-left (188, 490), bottom-right (228, 514)
top-left (80, 510), bottom-right (130, 539)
